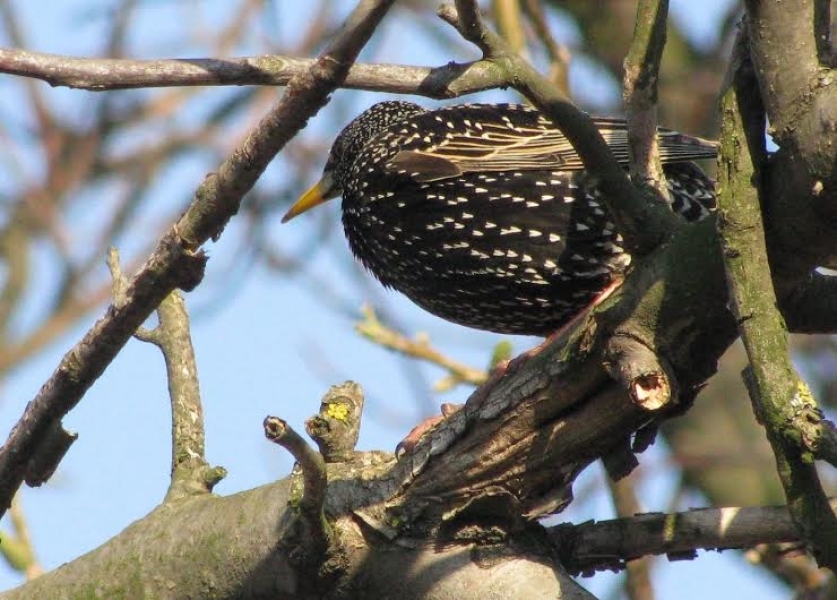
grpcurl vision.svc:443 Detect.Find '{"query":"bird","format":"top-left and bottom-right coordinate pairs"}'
top-left (282, 101), bottom-right (716, 337)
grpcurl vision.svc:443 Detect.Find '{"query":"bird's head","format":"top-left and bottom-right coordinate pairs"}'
top-left (281, 101), bottom-right (426, 223)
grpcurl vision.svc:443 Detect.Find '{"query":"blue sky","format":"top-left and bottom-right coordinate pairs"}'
top-left (0, 1), bottom-right (793, 598)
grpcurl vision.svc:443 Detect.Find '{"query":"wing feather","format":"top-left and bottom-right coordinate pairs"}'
top-left (383, 105), bottom-right (717, 182)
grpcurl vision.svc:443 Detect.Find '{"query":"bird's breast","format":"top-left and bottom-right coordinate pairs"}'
top-left (340, 167), bottom-right (631, 336)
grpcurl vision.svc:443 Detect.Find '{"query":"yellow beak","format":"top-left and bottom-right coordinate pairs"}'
top-left (281, 172), bottom-right (339, 223)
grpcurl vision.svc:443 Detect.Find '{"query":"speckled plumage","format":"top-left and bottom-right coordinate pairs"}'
top-left (312, 101), bottom-right (716, 336)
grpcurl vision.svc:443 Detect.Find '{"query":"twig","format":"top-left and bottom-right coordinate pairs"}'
top-left (0, 0), bottom-right (398, 521)
top-left (264, 416), bottom-right (330, 552)
top-left (355, 306), bottom-right (488, 391)
top-left (0, 494), bottom-right (43, 580)
top-left (108, 248), bottom-right (226, 500)
top-left (521, 0), bottom-right (571, 93)
top-left (717, 30), bottom-right (837, 569)
top-left (623, 0), bottom-right (670, 201)
top-left (551, 499), bottom-right (837, 576)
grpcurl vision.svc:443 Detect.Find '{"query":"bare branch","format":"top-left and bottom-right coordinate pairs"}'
top-left (355, 306), bottom-right (488, 391)
top-left (0, 48), bottom-right (506, 99)
top-left (439, 2), bottom-right (681, 255)
top-left (552, 500), bottom-right (837, 576)
top-left (623, 0), bottom-right (670, 201)
top-left (124, 275), bottom-right (227, 501)
top-left (0, 0), bottom-right (398, 521)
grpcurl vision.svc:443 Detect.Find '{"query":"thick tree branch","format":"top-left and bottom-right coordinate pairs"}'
top-left (0, 0), bottom-right (397, 520)
top-left (717, 34), bottom-right (837, 568)
top-left (3, 454), bottom-right (830, 599)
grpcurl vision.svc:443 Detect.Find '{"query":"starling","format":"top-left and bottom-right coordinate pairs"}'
top-left (283, 102), bottom-right (716, 337)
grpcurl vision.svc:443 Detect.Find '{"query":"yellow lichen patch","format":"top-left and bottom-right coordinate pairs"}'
top-left (326, 402), bottom-right (350, 421)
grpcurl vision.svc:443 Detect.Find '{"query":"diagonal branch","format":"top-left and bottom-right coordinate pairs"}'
top-left (0, 0), bottom-right (398, 521)
top-left (440, 1), bottom-right (681, 255)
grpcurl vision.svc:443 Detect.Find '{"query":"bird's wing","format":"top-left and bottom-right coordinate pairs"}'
top-left (384, 105), bottom-right (717, 183)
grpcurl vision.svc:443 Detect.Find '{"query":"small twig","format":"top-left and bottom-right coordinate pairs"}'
top-left (623, 0), bottom-right (670, 201)
top-left (264, 416), bottom-right (331, 552)
top-left (521, 0), bottom-right (571, 93)
top-left (552, 498), bottom-right (837, 576)
top-left (355, 306), bottom-right (488, 391)
top-left (0, 494), bottom-right (43, 580)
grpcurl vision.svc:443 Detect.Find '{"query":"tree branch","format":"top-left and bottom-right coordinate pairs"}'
top-left (0, 47), bottom-right (506, 99)
top-left (717, 31), bottom-right (837, 569)
top-left (440, 1), bottom-right (681, 256)
top-left (552, 499), bottom-right (837, 576)
top-left (0, 0), bottom-right (398, 521)
top-left (108, 247), bottom-right (226, 500)
top-left (623, 0), bottom-right (670, 201)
